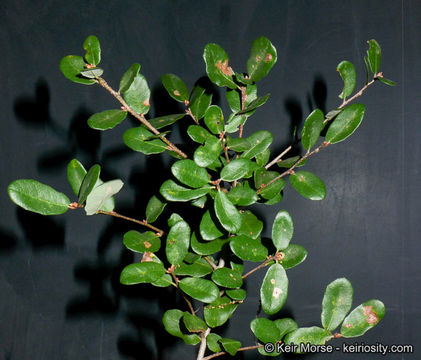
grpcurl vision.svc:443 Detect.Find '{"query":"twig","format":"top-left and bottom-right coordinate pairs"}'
top-left (168, 267), bottom-right (196, 315)
top-left (203, 344), bottom-right (264, 360)
top-left (242, 256), bottom-right (273, 279)
top-left (197, 328), bottom-right (211, 360)
top-left (204, 257), bottom-right (218, 270)
top-left (186, 107), bottom-right (199, 124)
top-left (96, 77), bottom-right (187, 159)
top-left (96, 210), bottom-right (164, 236)
top-left (238, 85), bottom-right (247, 138)
top-left (265, 145), bottom-right (292, 170)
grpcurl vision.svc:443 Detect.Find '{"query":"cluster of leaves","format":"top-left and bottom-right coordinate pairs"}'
top-left (8, 35), bottom-right (393, 358)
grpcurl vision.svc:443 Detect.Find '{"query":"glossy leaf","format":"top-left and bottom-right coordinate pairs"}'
top-left (280, 244), bottom-right (307, 269)
top-left (326, 109), bottom-right (342, 122)
top-left (8, 179), bottom-right (70, 215)
top-left (123, 127), bottom-right (166, 155)
top-left (189, 86), bottom-right (212, 121)
top-left (284, 327), bottom-right (332, 352)
top-left (251, 318), bottom-right (280, 343)
top-left (166, 220), bottom-right (190, 265)
top-left (151, 274), bottom-right (173, 288)
top-left (78, 164), bottom-right (100, 204)
top-left (226, 289), bottom-right (246, 301)
top-left (120, 262), bottom-right (165, 285)
top-left (256, 148), bottom-right (271, 167)
top-left (264, 193), bottom-right (283, 205)
top-left (123, 230), bottom-right (161, 253)
top-left (241, 130), bottom-right (273, 159)
top-left (237, 94), bottom-right (270, 115)
top-left (194, 137), bottom-right (223, 168)
top-left (67, 159), bottom-right (87, 196)
top-left (207, 333), bottom-right (222, 352)
top-left (226, 137), bottom-right (250, 152)
top-left (325, 104), bottom-right (365, 144)
top-left (183, 313), bottom-right (207, 333)
top-left (119, 63), bottom-right (141, 93)
top-left (272, 210), bottom-right (294, 251)
top-left (122, 73), bottom-right (151, 115)
top-left (301, 109), bottom-right (325, 150)
top-left (214, 190), bottom-right (242, 233)
top-left (85, 180), bottom-right (123, 215)
top-left (337, 61), bottom-right (356, 100)
top-left (145, 195), bottom-right (166, 223)
top-left (187, 125), bottom-right (212, 144)
top-left (148, 113), bottom-right (185, 129)
top-left (204, 105), bottom-right (224, 134)
top-left (261, 263), bottom-right (288, 315)
top-left (83, 35), bottom-right (101, 66)
top-left (191, 232), bottom-right (228, 256)
top-left (277, 156), bottom-right (306, 168)
top-left (247, 37), bottom-right (277, 82)
top-left (172, 159), bottom-right (210, 188)
top-left (379, 77), bottom-right (396, 86)
top-left (256, 318), bottom-right (298, 356)
top-left (160, 180), bottom-right (212, 202)
top-left (340, 300), bottom-right (385, 338)
top-left (289, 171), bottom-right (326, 201)
top-left (224, 113), bottom-right (246, 133)
top-left (200, 210), bottom-right (224, 240)
top-left (219, 338), bottom-right (241, 356)
top-left (220, 159), bottom-right (253, 182)
top-left (203, 43), bottom-right (237, 89)
top-left (228, 182), bottom-right (258, 206)
top-left (179, 277), bottom-right (219, 303)
top-left (238, 210), bottom-right (263, 239)
top-left (211, 267), bottom-right (242, 288)
top-left (88, 109), bottom-right (126, 131)
top-left (322, 278), bottom-right (353, 331)
top-left (367, 39), bottom-right (381, 74)
top-left (162, 73), bottom-right (189, 102)
top-left (204, 296), bottom-right (238, 328)
top-left (230, 235), bottom-right (268, 262)
top-left (174, 258), bottom-right (213, 277)
top-left (191, 196), bottom-right (207, 209)
top-left (59, 55), bottom-right (96, 85)
top-left (255, 168), bottom-right (286, 200)
top-left (163, 309), bottom-right (201, 345)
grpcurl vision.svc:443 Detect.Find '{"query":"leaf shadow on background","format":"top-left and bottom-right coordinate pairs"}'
top-left (0, 226), bottom-right (18, 254)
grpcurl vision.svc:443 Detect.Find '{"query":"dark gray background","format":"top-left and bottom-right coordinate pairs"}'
top-left (0, 1), bottom-right (419, 359)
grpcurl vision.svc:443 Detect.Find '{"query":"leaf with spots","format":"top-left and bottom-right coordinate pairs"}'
top-left (122, 73), bottom-right (151, 115)
top-left (204, 105), bottom-right (225, 134)
top-left (203, 43), bottom-right (237, 89)
top-left (120, 262), bottom-right (166, 285)
top-left (260, 263), bottom-right (288, 315)
top-left (280, 244), bottom-right (307, 269)
top-left (123, 230), bottom-right (161, 253)
top-left (211, 267), bottom-right (243, 288)
top-left (246, 37), bottom-right (277, 82)
top-left (289, 171), bottom-right (326, 201)
top-left (166, 219), bottom-right (190, 265)
top-left (322, 278), bottom-right (353, 331)
top-left (162, 73), bottom-right (189, 102)
top-left (238, 210), bottom-right (263, 239)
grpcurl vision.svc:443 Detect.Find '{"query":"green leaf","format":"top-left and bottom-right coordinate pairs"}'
top-left (172, 159), bottom-right (210, 188)
top-left (220, 159), bottom-right (253, 182)
top-left (194, 137), bottom-right (223, 168)
top-left (88, 109), bottom-right (127, 131)
top-left (337, 61), bottom-right (356, 100)
top-left (214, 190), bottom-right (242, 233)
top-left (226, 137), bottom-right (250, 152)
top-left (191, 196), bottom-right (207, 209)
top-left (378, 77), bottom-right (396, 86)
top-left (207, 333), bottom-right (222, 352)
top-left (230, 235), bottom-right (268, 262)
top-left (301, 109), bottom-right (325, 150)
top-left (189, 86), bottom-right (212, 121)
top-left (145, 195), bottom-right (166, 223)
top-left (179, 277), bottom-right (219, 303)
top-left (119, 63), bottom-right (141, 93)
top-left (123, 230), bottom-right (161, 253)
top-left (211, 267), bottom-right (243, 288)
top-left (251, 318), bottom-right (280, 343)
top-left (148, 113), bottom-right (185, 129)
top-left (340, 300), bottom-right (385, 338)
top-left (256, 148), bottom-right (271, 167)
top-left (78, 164), bottom-right (100, 204)
top-left (238, 210), bottom-right (263, 239)
top-left (284, 327), bottom-right (332, 352)
top-left (255, 168), bottom-right (286, 200)
top-left (166, 220), bottom-right (190, 265)
top-left (226, 89), bottom-right (241, 113)
top-left (325, 104), bottom-right (365, 144)
top-left (275, 318), bottom-right (299, 338)
top-left (122, 73), bottom-right (151, 115)
top-left (174, 258), bottom-right (213, 277)
top-left (163, 309), bottom-right (201, 345)
top-left (322, 278), bottom-right (353, 331)
top-left (183, 313), bottom-right (207, 332)
top-left (59, 55), bottom-right (96, 85)
top-left (8, 179), bottom-right (70, 215)
top-left (123, 127), bottom-right (166, 155)
top-left (203, 43), bottom-right (237, 89)
top-left (191, 232), bottom-right (229, 256)
top-left (83, 35), bottom-right (101, 66)
top-left (200, 210), bottom-right (224, 240)
top-left (237, 94), bottom-right (270, 115)
top-left (224, 113), bottom-right (246, 133)
top-left (247, 37), bottom-right (277, 82)
top-left (264, 193), bottom-right (283, 205)
top-left (227, 181), bottom-right (258, 206)
top-left (67, 159), bottom-right (87, 196)
top-left (325, 109), bottom-right (342, 122)
top-left (277, 156), bottom-right (306, 168)
top-left (272, 210), bottom-right (294, 251)
top-left (162, 73), bottom-right (189, 102)
top-left (204, 105), bottom-right (225, 134)
top-left (241, 130), bottom-right (273, 159)
top-left (367, 39), bottom-right (381, 74)
top-left (160, 180), bottom-right (212, 202)
top-left (120, 262), bottom-right (165, 285)
top-left (219, 338), bottom-right (241, 356)
top-left (187, 125), bottom-right (212, 144)
top-left (226, 289), bottom-right (246, 301)
top-left (84, 179), bottom-right (123, 215)
top-left (289, 171), bottom-right (326, 201)
top-left (151, 273), bottom-right (173, 288)
top-left (261, 263), bottom-right (288, 315)
top-left (204, 296), bottom-right (238, 328)
top-left (80, 67), bottom-right (103, 79)
top-left (280, 244), bottom-right (307, 269)
top-left (168, 213), bottom-right (184, 227)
